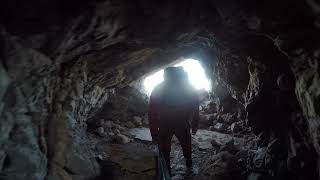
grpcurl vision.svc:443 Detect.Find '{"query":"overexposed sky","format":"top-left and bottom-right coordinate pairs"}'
top-left (144, 59), bottom-right (211, 94)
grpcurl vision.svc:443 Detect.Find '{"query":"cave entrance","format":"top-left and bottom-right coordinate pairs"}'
top-left (143, 58), bottom-right (211, 94)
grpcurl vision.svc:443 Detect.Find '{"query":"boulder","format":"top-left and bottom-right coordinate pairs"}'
top-left (108, 132), bottom-right (115, 136)
top-left (128, 128), bottom-right (153, 141)
top-left (133, 116), bottom-right (143, 126)
top-left (213, 123), bottom-right (228, 133)
top-left (106, 143), bottom-right (156, 179)
top-left (115, 134), bottom-right (130, 144)
top-left (96, 127), bottom-right (105, 136)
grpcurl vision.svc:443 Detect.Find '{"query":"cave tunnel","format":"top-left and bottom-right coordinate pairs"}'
top-left (143, 58), bottom-right (211, 94)
top-left (0, 0), bottom-right (320, 180)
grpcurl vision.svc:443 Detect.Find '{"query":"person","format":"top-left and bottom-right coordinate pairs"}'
top-left (148, 66), bottom-right (199, 172)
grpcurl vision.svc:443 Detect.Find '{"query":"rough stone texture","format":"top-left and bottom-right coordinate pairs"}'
top-left (95, 143), bottom-right (156, 180)
top-left (88, 85), bottom-right (148, 130)
top-left (0, 29), bottom-right (110, 179)
top-left (114, 134), bottom-right (130, 144)
top-left (0, 31), bottom-right (49, 180)
top-left (200, 151), bottom-right (241, 179)
top-left (293, 51), bottom-right (320, 156)
top-left (0, 0), bottom-right (320, 179)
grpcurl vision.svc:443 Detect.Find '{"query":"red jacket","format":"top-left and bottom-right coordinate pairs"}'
top-left (148, 82), bottom-right (199, 136)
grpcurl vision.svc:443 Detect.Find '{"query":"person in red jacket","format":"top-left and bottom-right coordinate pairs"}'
top-left (148, 66), bottom-right (199, 172)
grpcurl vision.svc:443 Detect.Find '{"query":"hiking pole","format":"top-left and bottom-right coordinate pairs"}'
top-left (156, 142), bottom-right (171, 180)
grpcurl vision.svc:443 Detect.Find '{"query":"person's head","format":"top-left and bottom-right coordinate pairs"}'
top-left (164, 66), bottom-right (188, 84)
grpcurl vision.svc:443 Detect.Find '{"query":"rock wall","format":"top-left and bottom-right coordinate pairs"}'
top-left (204, 0), bottom-right (319, 178)
top-left (0, 0), bottom-right (319, 179)
top-left (0, 29), bottom-right (111, 179)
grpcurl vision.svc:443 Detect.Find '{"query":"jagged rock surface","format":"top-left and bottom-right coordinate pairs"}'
top-left (0, 0), bottom-right (319, 179)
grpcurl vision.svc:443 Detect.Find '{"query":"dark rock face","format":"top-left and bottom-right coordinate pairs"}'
top-left (0, 0), bottom-right (319, 179)
top-left (0, 30), bottom-right (109, 179)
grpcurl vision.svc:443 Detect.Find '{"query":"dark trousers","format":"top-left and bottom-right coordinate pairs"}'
top-left (159, 128), bottom-right (192, 170)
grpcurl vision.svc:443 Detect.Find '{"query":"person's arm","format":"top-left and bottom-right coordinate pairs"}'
top-left (191, 92), bottom-right (199, 135)
top-left (148, 91), bottom-right (159, 141)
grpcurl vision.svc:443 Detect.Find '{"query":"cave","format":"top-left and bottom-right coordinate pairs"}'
top-left (0, 0), bottom-right (319, 180)
top-left (143, 58), bottom-right (211, 94)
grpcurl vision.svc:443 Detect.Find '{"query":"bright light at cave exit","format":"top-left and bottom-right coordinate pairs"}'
top-left (144, 59), bottom-right (211, 94)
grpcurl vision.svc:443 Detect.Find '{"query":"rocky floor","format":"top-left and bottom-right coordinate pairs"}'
top-left (96, 128), bottom-right (256, 180)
